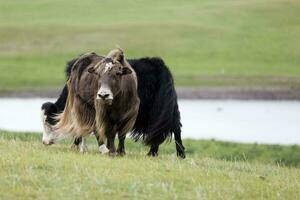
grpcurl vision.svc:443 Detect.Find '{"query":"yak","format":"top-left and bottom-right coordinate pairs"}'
top-left (41, 51), bottom-right (186, 158)
top-left (50, 49), bottom-right (140, 156)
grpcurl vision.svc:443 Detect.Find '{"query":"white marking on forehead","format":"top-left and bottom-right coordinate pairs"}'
top-left (104, 62), bottom-right (113, 73)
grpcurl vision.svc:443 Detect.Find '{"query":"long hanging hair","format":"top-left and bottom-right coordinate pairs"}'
top-left (53, 53), bottom-right (98, 138)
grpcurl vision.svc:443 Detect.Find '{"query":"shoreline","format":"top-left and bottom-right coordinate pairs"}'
top-left (0, 87), bottom-right (300, 100)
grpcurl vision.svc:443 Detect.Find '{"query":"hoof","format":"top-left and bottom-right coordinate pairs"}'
top-left (147, 151), bottom-right (158, 157)
top-left (79, 145), bottom-right (88, 153)
top-left (117, 150), bottom-right (126, 157)
top-left (177, 151), bottom-right (186, 159)
top-left (109, 151), bottom-right (117, 157)
top-left (71, 144), bottom-right (79, 150)
top-left (80, 149), bottom-right (88, 154)
top-left (99, 144), bottom-right (109, 155)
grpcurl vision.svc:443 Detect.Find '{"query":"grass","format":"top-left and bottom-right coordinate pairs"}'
top-left (0, 131), bottom-right (299, 199)
top-left (0, 0), bottom-right (300, 91)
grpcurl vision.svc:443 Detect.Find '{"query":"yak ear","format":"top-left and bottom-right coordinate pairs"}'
top-left (87, 67), bottom-right (96, 74)
top-left (107, 48), bottom-right (125, 65)
top-left (122, 67), bottom-right (132, 75)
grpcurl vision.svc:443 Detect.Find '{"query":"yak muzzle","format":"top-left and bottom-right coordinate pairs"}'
top-left (97, 87), bottom-right (113, 104)
top-left (42, 140), bottom-right (54, 145)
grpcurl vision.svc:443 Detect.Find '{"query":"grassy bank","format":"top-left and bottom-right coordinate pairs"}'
top-left (0, 131), bottom-right (299, 199)
top-left (0, 0), bottom-right (300, 91)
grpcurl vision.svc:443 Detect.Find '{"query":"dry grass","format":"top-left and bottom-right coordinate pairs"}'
top-left (0, 131), bottom-right (299, 199)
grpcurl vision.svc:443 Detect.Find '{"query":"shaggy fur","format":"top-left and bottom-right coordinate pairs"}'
top-left (53, 49), bottom-right (139, 155)
top-left (129, 58), bottom-right (185, 158)
top-left (54, 53), bottom-right (100, 137)
top-left (42, 53), bottom-right (185, 158)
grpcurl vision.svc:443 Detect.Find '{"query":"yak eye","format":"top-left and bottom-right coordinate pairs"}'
top-left (115, 67), bottom-right (123, 75)
top-left (116, 69), bottom-right (122, 75)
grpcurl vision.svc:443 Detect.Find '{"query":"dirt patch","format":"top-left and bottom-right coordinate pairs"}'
top-left (176, 87), bottom-right (300, 100)
top-left (1, 87), bottom-right (300, 100)
top-left (0, 88), bottom-right (62, 99)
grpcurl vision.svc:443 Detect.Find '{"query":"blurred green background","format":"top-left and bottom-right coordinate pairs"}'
top-left (0, 0), bottom-right (299, 91)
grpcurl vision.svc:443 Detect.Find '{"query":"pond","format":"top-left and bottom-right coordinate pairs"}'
top-left (0, 98), bottom-right (299, 145)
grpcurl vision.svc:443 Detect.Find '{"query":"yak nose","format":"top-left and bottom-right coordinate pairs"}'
top-left (97, 87), bottom-right (113, 101)
top-left (98, 93), bottom-right (110, 100)
top-left (43, 140), bottom-right (54, 145)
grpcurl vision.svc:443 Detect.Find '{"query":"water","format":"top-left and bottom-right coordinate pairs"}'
top-left (0, 98), bottom-right (299, 145)
top-left (180, 100), bottom-right (300, 145)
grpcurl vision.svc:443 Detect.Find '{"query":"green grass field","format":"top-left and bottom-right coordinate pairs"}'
top-left (0, 131), bottom-right (299, 199)
top-left (0, 0), bottom-right (300, 91)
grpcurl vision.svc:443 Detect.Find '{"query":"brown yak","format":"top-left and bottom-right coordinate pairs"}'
top-left (54, 48), bottom-right (140, 156)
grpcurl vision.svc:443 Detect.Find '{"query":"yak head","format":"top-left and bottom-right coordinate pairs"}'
top-left (87, 48), bottom-right (132, 105)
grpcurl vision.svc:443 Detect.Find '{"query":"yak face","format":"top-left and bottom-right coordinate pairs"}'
top-left (88, 49), bottom-right (132, 105)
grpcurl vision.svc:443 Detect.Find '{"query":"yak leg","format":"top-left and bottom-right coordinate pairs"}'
top-left (79, 137), bottom-right (88, 153)
top-left (106, 131), bottom-right (117, 157)
top-left (147, 145), bottom-right (159, 157)
top-left (117, 134), bottom-right (126, 156)
top-left (174, 128), bottom-right (186, 159)
top-left (107, 134), bottom-right (116, 156)
top-left (94, 131), bottom-right (109, 154)
top-left (71, 137), bottom-right (82, 149)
